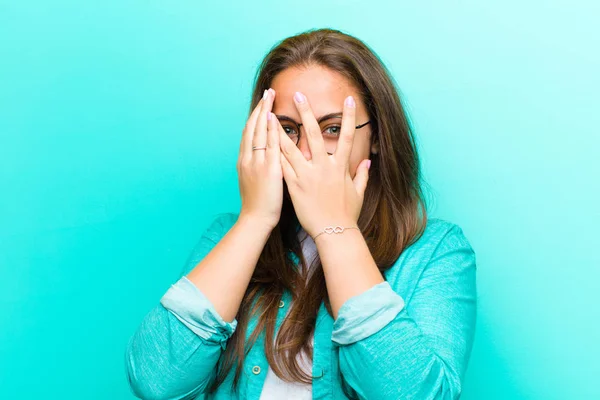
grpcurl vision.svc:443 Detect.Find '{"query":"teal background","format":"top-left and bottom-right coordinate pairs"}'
top-left (1, 1), bottom-right (598, 398)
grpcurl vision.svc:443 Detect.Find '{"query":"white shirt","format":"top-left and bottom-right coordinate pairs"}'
top-left (258, 228), bottom-right (317, 400)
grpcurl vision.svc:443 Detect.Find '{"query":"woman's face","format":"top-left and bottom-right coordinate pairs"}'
top-left (271, 64), bottom-right (377, 179)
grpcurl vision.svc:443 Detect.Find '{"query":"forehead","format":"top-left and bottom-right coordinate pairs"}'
top-left (271, 65), bottom-right (359, 118)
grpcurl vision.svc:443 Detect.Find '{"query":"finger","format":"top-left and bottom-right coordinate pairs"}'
top-left (275, 113), bottom-right (297, 181)
top-left (252, 88), bottom-right (275, 163)
top-left (280, 146), bottom-right (297, 184)
top-left (293, 91), bottom-right (327, 163)
top-left (241, 97), bottom-right (265, 161)
top-left (334, 95), bottom-right (357, 166)
top-left (266, 111), bottom-right (280, 166)
top-left (277, 117), bottom-right (305, 178)
top-left (353, 158), bottom-right (371, 199)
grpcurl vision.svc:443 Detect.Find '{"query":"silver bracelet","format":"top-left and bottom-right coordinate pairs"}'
top-left (312, 225), bottom-right (360, 241)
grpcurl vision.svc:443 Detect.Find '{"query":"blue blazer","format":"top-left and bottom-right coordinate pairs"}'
top-left (125, 212), bottom-right (477, 399)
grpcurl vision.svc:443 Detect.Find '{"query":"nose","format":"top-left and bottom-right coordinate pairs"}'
top-left (297, 135), bottom-right (312, 161)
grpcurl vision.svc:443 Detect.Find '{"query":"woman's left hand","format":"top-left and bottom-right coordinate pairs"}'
top-left (276, 92), bottom-right (371, 239)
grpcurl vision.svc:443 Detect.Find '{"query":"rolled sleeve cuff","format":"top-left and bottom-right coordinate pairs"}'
top-left (160, 276), bottom-right (238, 349)
top-left (331, 281), bottom-right (405, 346)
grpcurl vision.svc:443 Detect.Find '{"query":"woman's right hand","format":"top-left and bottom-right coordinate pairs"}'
top-left (237, 88), bottom-right (283, 230)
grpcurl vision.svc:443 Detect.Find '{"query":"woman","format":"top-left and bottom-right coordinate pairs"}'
top-left (125, 28), bottom-right (477, 400)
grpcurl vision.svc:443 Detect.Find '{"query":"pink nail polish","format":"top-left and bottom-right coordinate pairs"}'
top-left (294, 92), bottom-right (305, 103)
top-left (367, 159), bottom-right (372, 169)
top-left (267, 112), bottom-right (272, 121)
top-left (345, 96), bottom-right (355, 108)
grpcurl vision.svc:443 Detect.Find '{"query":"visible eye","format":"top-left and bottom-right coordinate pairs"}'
top-left (282, 124), bottom-right (298, 135)
top-left (322, 124), bottom-right (342, 137)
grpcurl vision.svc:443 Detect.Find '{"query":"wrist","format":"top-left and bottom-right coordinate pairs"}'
top-left (236, 213), bottom-right (277, 235)
top-left (310, 221), bottom-right (360, 242)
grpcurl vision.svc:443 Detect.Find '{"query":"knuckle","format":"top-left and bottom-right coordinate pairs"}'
top-left (309, 127), bottom-right (321, 137)
top-left (240, 157), bottom-right (251, 168)
top-left (297, 101), bottom-right (309, 111)
top-left (342, 134), bottom-right (354, 144)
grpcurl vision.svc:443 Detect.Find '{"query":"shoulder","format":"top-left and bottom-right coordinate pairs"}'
top-left (409, 217), bottom-right (473, 256)
top-left (383, 217), bottom-right (476, 298)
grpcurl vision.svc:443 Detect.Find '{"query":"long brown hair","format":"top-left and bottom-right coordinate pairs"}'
top-left (207, 27), bottom-right (429, 395)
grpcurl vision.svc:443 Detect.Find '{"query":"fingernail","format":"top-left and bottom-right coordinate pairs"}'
top-left (267, 112), bottom-right (272, 121)
top-left (345, 96), bottom-right (355, 108)
top-left (367, 159), bottom-right (372, 169)
top-left (294, 91), bottom-right (305, 103)
top-left (263, 89), bottom-right (269, 100)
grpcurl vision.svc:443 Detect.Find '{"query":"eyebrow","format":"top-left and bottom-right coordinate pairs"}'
top-left (275, 112), bottom-right (343, 124)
